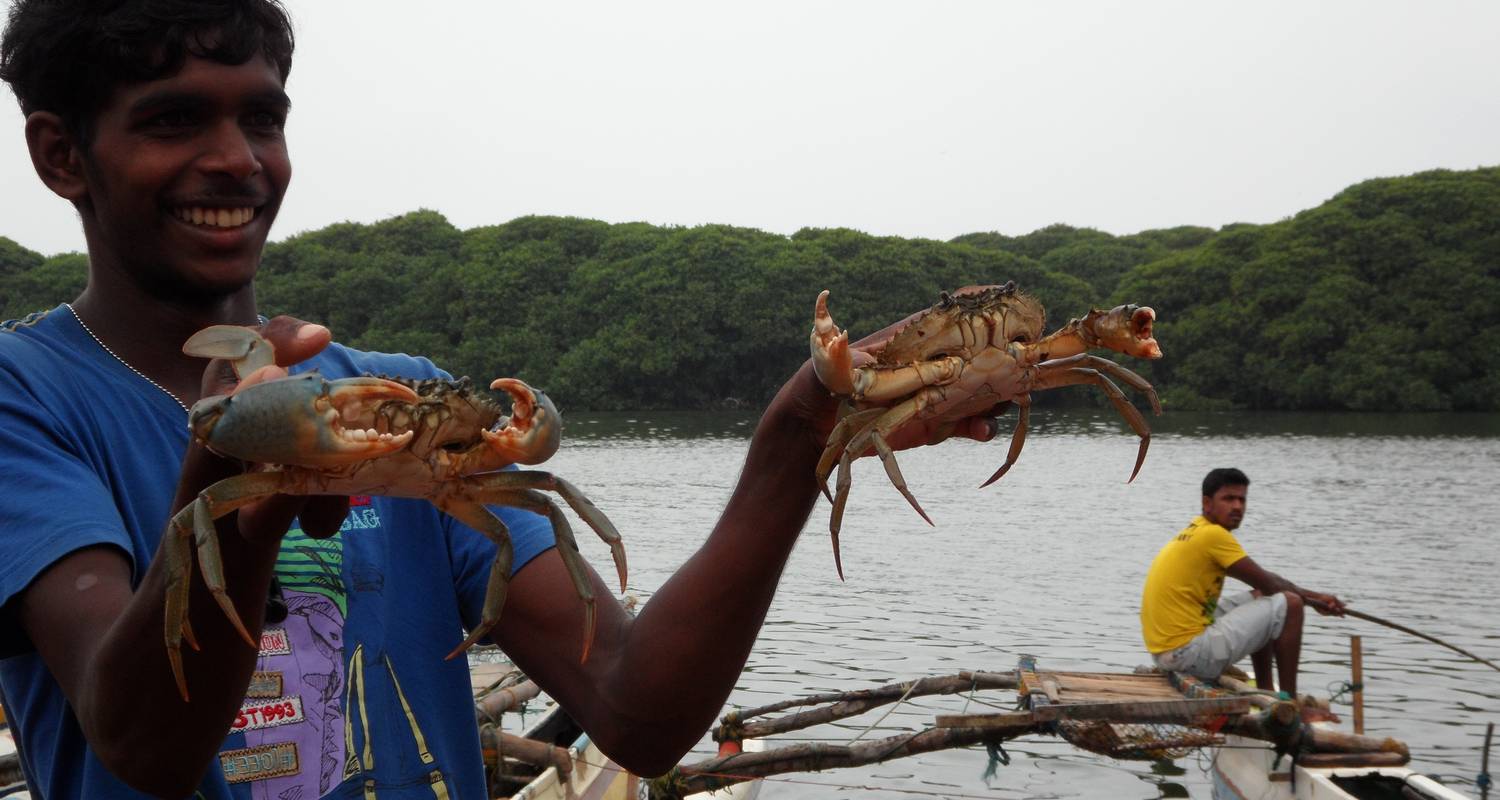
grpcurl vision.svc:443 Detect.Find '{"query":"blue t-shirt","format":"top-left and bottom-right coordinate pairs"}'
top-left (0, 305), bottom-right (555, 799)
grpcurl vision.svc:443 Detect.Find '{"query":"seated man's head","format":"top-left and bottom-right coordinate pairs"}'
top-left (1201, 467), bottom-right (1248, 530)
top-left (1, 0), bottom-right (296, 298)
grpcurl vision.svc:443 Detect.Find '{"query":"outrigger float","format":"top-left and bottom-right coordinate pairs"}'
top-left (631, 653), bottom-right (1485, 800)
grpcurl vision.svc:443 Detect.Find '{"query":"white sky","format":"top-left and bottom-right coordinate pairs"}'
top-left (2, 0), bottom-right (1498, 257)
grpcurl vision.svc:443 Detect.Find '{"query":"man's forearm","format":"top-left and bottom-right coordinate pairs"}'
top-left (603, 400), bottom-right (824, 764)
top-left (81, 522), bottom-right (280, 795)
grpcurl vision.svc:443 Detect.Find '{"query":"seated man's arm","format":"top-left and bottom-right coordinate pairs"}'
top-left (1226, 556), bottom-right (1345, 615)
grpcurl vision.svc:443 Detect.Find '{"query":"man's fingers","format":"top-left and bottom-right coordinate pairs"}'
top-left (259, 316), bottom-right (331, 367)
top-left (961, 416), bottom-right (1001, 443)
top-left (192, 317), bottom-right (330, 400)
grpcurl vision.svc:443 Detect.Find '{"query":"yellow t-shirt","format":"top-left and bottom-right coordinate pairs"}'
top-left (1139, 516), bottom-right (1249, 653)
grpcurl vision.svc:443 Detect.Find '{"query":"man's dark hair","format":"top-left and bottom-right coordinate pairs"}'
top-left (0, 0), bottom-right (294, 143)
top-left (1202, 467), bottom-right (1249, 498)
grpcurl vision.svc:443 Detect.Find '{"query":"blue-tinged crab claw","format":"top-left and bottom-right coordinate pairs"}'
top-left (484, 378), bottom-right (560, 465)
top-left (183, 324), bottom-right (278, 380)
top-left (189, 373), bottom-right (419, 467)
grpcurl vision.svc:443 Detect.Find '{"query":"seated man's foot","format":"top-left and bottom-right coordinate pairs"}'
top-left (1297, 697), bottom-right (1341, 724)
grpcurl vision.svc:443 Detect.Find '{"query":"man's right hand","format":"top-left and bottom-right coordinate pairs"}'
top-left (177, 316), bottom-right (347, 542)
top-left (1303, 591), bottom-right (1346, 616)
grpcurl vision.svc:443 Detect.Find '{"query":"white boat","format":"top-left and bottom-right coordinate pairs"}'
top-left (499, 705), bottom-right (762, 800)
top-left (1212, 726), bottom-right (1473, 800)
top-left (1, 714), bottom-right (30, 799)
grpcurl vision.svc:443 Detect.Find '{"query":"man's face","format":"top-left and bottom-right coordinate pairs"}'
top-left (1202, 484), bottom-right (1247, 530)
top-left (76, 52), bottom-right (291, 299)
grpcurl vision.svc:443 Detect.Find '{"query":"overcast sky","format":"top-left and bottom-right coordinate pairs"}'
top-left (2, 0), bottom-right (1498, 257)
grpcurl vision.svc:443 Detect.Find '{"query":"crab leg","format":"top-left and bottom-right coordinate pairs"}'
top-left (816, 406), bottom-right (885, 500)
top-left (979, 393), bottom-right (1031, 488)
top-left (462, 470), bottom-right (626, 593)
top-left (848, 356), bottom-right (966, 404)
top-left (827, 412), bottom-right (882, 581)
top-left (460, 486), bottom-right (600, 663)
top-left (434, 499), bottom-right (514, 660)
top-left (162, 471), bottom-right (296, 701)
top-left (844, 415), bottom-right (933, 528)
top-left (1028, 355), bottom-right (1159, 481)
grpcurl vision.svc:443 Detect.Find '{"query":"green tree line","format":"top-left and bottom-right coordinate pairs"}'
top-left (4, 167), bottom-right (1497, 412)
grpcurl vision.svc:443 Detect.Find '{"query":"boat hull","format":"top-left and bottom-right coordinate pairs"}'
top-left (1212, 733), bottom-right (1471, 800)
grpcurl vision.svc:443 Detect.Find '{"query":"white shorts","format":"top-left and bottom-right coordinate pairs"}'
top-left (1153, 591), bottom-right (1288, 680)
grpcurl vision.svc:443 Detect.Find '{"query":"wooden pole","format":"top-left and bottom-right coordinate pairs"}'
top-left (1350, 635), bottom-right (1364, 735)
top-left (474, 678), bottom-right (541, 722)
top-left (1481, 721), bottom-right (1493, 800)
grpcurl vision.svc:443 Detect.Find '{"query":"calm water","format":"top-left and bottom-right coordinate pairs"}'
top-left (525, 409), bottom-right (1500, 799)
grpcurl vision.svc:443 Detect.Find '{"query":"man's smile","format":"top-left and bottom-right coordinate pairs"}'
top-left (171, 205), bottom-right (259, 228)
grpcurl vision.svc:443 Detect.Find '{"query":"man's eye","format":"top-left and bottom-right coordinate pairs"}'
top-left (246, 110), bottom-right (287, 129)
top-left (149, 110), bottom-right (196, 128)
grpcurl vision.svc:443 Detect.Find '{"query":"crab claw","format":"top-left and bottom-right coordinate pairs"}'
top-left (1084, 305), bottom-right (1162, 360)
top-left (811, 290), bottom-right (855, 396)
top-left (484, 378), bottom-right (561, 465)
top-left (183, 324), bottom-right (278, 380)
top-left (190, 374), bottom-right (418, 467)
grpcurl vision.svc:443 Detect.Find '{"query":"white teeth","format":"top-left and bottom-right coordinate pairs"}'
top-left (175, 206), bottom-right (257, 228)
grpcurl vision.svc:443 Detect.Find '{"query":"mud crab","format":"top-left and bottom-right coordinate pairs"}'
top-left (810, 283), bottom-right (1162, 577)
top-left (163, 326), bottom-right (625, 700)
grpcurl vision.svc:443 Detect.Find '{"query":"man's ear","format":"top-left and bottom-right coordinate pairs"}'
top-left (24, 111), bottom-right (88, 202)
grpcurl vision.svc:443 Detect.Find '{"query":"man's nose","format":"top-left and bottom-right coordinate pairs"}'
top-left (199, 120), bottom-right (262, 180)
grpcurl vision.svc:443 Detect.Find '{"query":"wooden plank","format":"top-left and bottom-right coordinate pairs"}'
top-left (934, 711), bottom-right (1036, 730)
top-left (1051, 675), bottom-right (1180, 693)
top-left (936, 697), bottom-right (1250, 728)
top-left (1029, 697), bottom-right (1250, 723)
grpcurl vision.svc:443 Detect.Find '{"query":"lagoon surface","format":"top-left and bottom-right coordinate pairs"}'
top-left (519, 409), bottom-right (1500, 798)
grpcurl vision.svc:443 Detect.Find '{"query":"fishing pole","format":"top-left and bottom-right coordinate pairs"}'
top-left (1310, 601), bottom-right (1500, 674)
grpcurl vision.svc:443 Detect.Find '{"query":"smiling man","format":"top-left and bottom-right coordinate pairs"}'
top-left (1140, 467), bottom-right (1346, 698)
top-left (0, 2), bottom-right (1002, 797)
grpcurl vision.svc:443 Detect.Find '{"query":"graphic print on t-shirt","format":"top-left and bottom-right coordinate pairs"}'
top-left (224, 522), bottom-right (351, 796)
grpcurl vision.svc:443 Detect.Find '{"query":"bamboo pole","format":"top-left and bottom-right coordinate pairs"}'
top-left (1350, 635), bottom-right (1364, 735)
top-left (1313, 605), bottom-right (1500, 673)
top-left (714, 672), bottom-right (1018, 742)
top-left (478, 725), bottom-right (572, 778)
top-left (1220, 703), bottom-right (1409, 761)
top-left (475, 679), bottom-right (541, 722)
top-left (671, 722), bottom-right (1034, 796)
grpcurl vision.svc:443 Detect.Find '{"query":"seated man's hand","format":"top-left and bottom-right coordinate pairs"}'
top-left (1303, 591), bottom-right (1346, 616)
